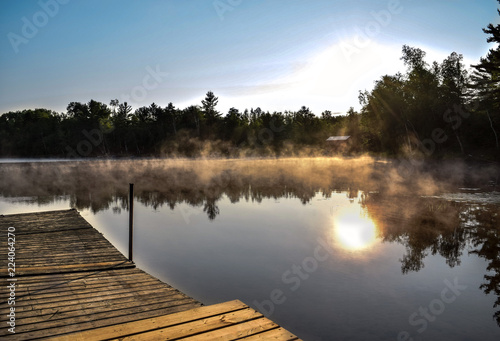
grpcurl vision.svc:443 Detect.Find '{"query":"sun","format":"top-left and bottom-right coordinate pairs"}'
top-left (334, 205), bottom-right (377, 251)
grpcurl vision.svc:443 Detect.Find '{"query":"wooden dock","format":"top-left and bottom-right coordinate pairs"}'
top-left (0, 209), bottom-right (301, 340)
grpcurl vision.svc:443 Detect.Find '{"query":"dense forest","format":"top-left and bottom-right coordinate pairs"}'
top-left (1, 7), bottom-right (499, 160)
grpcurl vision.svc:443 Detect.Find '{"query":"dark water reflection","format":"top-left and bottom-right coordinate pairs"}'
top-left (365, 194), bottom-right (500, 325)
top-left (0, 158), bottom-right (499, 340)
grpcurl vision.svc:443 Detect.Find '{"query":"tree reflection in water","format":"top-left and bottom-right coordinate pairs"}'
top-left (0, 158), bottom-right (499, 325)
top-left (364, 193), bottom-right (500, 326)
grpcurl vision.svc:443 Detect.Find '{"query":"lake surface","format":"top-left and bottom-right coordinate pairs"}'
top-left (1, 158), bottom-right (499, 340)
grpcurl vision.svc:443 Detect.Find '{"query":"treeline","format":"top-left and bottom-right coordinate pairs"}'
top-left (0, 95), bottom-right (354, 157)
top-left (1, 6), bottom-right (499, 159)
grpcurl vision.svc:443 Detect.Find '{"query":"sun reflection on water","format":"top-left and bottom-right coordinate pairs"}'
top-left (334, 204), bottom-right (377, 251)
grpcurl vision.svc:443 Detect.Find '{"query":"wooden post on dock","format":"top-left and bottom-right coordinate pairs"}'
top-left (129, 183), bottom-right (134, 262)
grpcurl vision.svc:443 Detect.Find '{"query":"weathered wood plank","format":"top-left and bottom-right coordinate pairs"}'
top-left (4, 303), bottom-right (201, 340)
top-left (11, 261), bottom-right (134, 276)
top-left (0, 276), bottom-right (161, 296)
top-left (49, 300), bottom-right (248, 341)
top-left (177, 317), bottom-right (279, 341)
top-left (11, 294), bottom-right (192, 324)
top-left (117, 308), bottom-right (263, 341)
top-left (5, 298), bottom-right (199, 334)
top-left (1, 281), bottom-right (176, 305)
top-left (1, 285), bottom-right (182, 313)
top-left (0, 267), bottom-right (149, 285)
top-left (239, 327), bottom-right (301, 340)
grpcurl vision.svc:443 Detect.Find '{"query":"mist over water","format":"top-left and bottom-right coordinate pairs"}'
top-left (0, 156), bottom-right (497, 211)
top-left (1, 157), bottom-right (499, 340)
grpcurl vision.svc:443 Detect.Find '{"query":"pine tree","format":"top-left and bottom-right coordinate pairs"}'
top-left (202, 91), bottom-right (220, 126)
top-left (471, 1), bottom-right (500, 149)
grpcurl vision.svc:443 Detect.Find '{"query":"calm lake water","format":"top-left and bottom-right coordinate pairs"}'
top-left (1, 158), bottom-right (499, 340)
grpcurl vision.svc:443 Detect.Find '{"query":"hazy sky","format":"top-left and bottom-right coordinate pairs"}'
top-left (0, 0), bottom-right (498, 115)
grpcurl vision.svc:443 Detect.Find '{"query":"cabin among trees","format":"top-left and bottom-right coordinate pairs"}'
top-left (325, 136), bottom-right (351, 154)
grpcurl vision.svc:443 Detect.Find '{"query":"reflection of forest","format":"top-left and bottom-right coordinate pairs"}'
top-left (364, 193), bottom-right (500, 327)
top-left (0, 158), bottom-right (497, 212)
top-left (0, 158), bottom-right (499, 325)
top-left (0, 158), bottom-right (396, 213)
